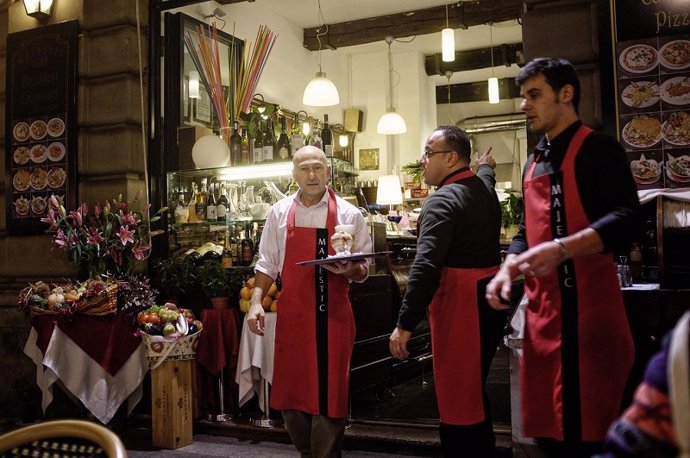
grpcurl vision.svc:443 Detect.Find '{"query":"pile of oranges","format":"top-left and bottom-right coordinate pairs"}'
top-left (238, 276), bottom-right (280, 313)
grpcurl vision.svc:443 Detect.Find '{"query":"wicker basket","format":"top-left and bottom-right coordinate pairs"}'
top-left (141, 326), bottom-right (203, 370)
top-left (75, 283), bottom-right (118, 316)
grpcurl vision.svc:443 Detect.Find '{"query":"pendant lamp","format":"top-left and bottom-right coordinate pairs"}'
top-left (377, 37), bottom-right (407, 135)
top-left (303, 2), bottom-right (340, 106)
top-left (441, 4), bottom-right (455, 62)
top-left (488, 23), bottom-right (500, 104)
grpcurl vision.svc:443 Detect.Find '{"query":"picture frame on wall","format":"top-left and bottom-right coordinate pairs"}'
top-left (359, 148), bottom-right (380, 170)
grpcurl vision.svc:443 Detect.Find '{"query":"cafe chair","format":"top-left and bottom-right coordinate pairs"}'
top-left (0, 419), bottom-right (127, 458)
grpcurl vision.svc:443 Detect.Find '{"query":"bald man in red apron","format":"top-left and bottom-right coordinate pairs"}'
top-left (248, 146), bottom-right (371, 458)
top-left (390, 125), bottom-right (507, 457)
top-left (487, 58), bottom-right (639, 457)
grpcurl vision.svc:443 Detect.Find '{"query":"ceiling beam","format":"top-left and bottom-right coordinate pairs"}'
top-left (215, 0), bottom-right (255, 4)
top-left (303, 0), bottom-right (523, 51)
top-left (425, 42), bottom-right (523, 76)
top-left (436, 77), bottom-right (521, 104)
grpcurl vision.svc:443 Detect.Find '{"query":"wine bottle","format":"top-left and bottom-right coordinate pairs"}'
top-left (321, 114), bottom-right (333, 156)
top-left (230, 121), bottom-right (242, 167)
top-left (291, 114), bottom-right (305, 154)
top-left (206, 181), bottom-right (218, 222)
top-left (241, 223), bottom-right (255, 266)
top-left (253, 122), bottom-right (264, 164)
top-left (196, 178), bottom-right (208, 222)
top-left (174, 193), bottom-right (189, 224)
top-left (230, 225), bottom-right (240, 265)
top-left (222, 230), bottom-right (234, 269)
top-left (310, 126), bottom-right (323, 151)
top-left (216, 182), bottom-right (228, 222)
top-left (187, 182), bottom-right (198, 223)
top-left (263, 120), bottom-right (276, 163)
top-left (241, 126), bottom-right (251, 165)
top-left (277, 116), bottom-right (291, 161)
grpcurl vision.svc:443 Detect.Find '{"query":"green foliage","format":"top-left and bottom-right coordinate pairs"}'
top-left (196, 260), bottom-right (231, 298)
top-left (239, 104), bottom-right (276, 138)
top-left (155, 257), bottom-right (196, 297)
top-left (500, 191), bottom-right (523, 228)
top-left (402, 161), bottom-right (424, 184)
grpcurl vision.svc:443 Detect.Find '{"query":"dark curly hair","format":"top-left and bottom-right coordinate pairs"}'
top-left (516, 57), bottom-right (580, 114)
top-left (435, 125), bottom-right (471, 163)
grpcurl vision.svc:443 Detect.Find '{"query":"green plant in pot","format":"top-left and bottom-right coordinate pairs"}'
top-left (155, 257), bottom-right (196, 303)
top-left (500, 191), bottom-right (523, 239)
top-left (196, 260), bottom-right (231, 309)
top-left (402, 161), bottom-right (424, 184)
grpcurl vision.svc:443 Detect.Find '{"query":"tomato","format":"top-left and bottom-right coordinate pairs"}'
top-left (149, 314), bottom-right (161, 325)
top-left (137, 311), bottom-right (146, 324)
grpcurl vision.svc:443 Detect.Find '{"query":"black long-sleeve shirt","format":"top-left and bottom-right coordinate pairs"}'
top-left (507, 121), bottom-right (640, 256)
top-left (397, 166), bottom-right (502, 332)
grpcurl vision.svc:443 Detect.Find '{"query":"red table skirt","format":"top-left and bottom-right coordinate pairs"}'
top-left (196, 308), bottom-right (241, 413)
top-left (32, 314), bottom-right (141, 376)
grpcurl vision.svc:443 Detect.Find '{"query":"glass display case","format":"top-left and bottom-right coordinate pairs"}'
top-left (165, 159), bottom-right (358, 258)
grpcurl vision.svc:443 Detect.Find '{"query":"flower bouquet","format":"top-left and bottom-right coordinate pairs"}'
top-left (41, 192), bottom-right (166, 279)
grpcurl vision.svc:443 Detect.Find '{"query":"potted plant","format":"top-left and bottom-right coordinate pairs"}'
top-left (154, 257), bottom-right (196, 304)
top-left (500, 191), bottom-right (523, 240)
top-left (196, 260), bottom-right (231, 309)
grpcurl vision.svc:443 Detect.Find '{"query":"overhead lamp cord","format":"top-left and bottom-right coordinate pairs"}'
top-left (315, 0), bottom-right (329, 72)
top-left (489, 23), bottom-right (495, 76)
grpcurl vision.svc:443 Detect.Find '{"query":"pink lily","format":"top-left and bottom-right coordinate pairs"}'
top-left (117, 226), bottom-right (135, 246)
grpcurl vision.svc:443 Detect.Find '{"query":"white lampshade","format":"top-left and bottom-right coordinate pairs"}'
top-left (23, 0), bottom-right (53, 19)
top-left (303, 72), bottom-right (340, 106)
top-left (376, 175), bottom-right (403, 206)
top-left (488, 77), bottom-right (500, 104)
top-left (189, 71), bottom-right (200, 99)
top-left (442, 28), bottom-right (455, 62)
top-left (192, 134), bottom-right (230, 169)
top-left (377, 109), bottom-right (407, 135)
top-left (339, 134), bottom-right (349, 147)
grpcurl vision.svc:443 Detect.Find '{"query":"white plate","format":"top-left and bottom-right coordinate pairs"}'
top-left (13, 170), bottom-right (31, 191)
top-left (13, 122), bottom-right (30, 142)
top-left (47, 167), bottom-right (66, 189)
top-left (662, 112), bottom-right (690, 146)
top-left (621, 81), bottom-right (660, 109)
top-left (30, 144), bottom-right (48, 163)
top-left (13, 146), bottom-right (30, 165)
top-left (660, 76), bottom-right (690, 106)
top-left (619, 44), bottom-right (658, 74)
top-left (31, 196), bottom-right (47, 215)
top-left (13, 196), bottom-right (30, 216)
top-left (659, 39), bottom-right (690, 70)
top-left (630, 157), bottom-right (662, 185)
top-left (30, 120), bottom-right (47, 141)
top-left (47, 117), bottom-right (65, 137)
top-left (622, 116), bottom-right (663, 148)
top-left (47, 142), bottom-right (66, 162)
top-left (30, 168), bottom-right (48, 190)
top-left (666, 154), bottom-right (690, 183)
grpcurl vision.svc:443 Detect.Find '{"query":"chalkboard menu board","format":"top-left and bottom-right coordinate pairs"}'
top-left (5, 20), bottom-right (79, 235)
top-left (612, 2), bottom-right (690, 191)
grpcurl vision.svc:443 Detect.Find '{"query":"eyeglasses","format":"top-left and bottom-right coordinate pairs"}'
top-left (422, 148), bottom-right (453, 159)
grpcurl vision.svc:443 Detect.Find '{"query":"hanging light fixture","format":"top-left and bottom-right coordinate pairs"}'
top-left (441, 4), bottom-right (455, 63)
top-left (303, 0), bottom-right (340, 106)
top-left (22, 0), bottom-right (53, 19)
top-left (188, 71), bottom-right (200, 99)
top-left (377, 36), bottom-right (407, 135)
top-left (488, 23), bottom-right (500, 104)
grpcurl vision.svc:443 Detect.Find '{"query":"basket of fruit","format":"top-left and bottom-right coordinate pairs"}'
top-left (74, 278), bottom-right (119, 315)
top-left (238, 275), bottom-right (280, 314)
top-left (18, 281), bottom-right (79, 317)
top-left (136, 303), bottom-right (203, 370)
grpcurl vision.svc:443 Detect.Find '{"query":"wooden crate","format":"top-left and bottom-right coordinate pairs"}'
top-left (152, 359), bottom-right (194, 449)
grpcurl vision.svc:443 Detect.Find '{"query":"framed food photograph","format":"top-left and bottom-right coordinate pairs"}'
top-left (359, 148), bottom-right (380, 171)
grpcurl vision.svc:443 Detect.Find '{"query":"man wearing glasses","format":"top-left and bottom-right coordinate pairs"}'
top-left (389, 125), bottom-right (508, 456)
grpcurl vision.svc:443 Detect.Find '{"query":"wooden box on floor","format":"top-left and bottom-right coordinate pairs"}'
top-left (151, 359), bottom-right (194, 449)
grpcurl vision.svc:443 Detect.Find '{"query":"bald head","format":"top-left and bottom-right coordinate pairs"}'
top-left (292, 145), bottom-right (328, 167)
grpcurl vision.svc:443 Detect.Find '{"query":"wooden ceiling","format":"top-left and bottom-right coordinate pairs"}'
top-left (217, 0), bottom-right (524, 51)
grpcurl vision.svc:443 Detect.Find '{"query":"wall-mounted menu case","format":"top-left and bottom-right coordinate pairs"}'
top-left (5, 21), bottom-right (79, 235)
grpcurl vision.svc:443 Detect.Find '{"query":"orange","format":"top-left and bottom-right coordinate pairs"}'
top-left (269, 300), bottom-right (278, 313)
top-left (267, 283), bottom-right (278, 297)
top-left (239, 286), bottom-right (252, 300)
top-left (246, 277), bottom-right (255, 288)
top-left (261, 295), bottom-right (272, 309)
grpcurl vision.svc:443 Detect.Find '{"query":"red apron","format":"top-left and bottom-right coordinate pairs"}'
top-left (426, 169), bottom-right (501, 425)
top-left (270, 188), bottom-right (354, 418)
top-left (521, 126), bottom-right (634, 442)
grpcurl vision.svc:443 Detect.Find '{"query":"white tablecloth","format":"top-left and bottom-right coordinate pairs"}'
top-left (235, 312), bottom-right (277, 412)
top-left (24, 326), bottom-right (148, 424)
